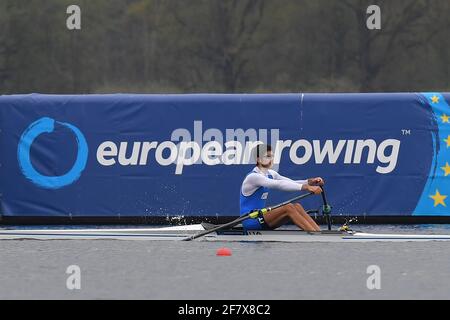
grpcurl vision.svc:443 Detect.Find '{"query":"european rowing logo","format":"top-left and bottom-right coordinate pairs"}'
top-left (16, 117), bottom-right (401, 189)
top-left (17, 117), bottom-right (88, 189)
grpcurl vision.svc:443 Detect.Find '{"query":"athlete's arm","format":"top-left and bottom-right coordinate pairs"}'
top-left (271, 171), bottom-right (325, 186)
top-left (241, 173), bottom-right (304, 196)
top-left (269, 171), bottom-right (323, 194)
top-left (269, 170), bottom-right (308, 185)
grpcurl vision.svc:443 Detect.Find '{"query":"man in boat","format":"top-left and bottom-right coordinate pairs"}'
top-left (240, 144), bottom-right (324, 232)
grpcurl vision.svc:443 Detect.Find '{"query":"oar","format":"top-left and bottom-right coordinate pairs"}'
top-left (182, 192), bottom-right (315, 241)
top-left (320, 186), bottom-right (332, 231)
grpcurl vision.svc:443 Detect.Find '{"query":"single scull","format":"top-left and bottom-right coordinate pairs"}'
top-left (1, 223), bottom-right (450, 242)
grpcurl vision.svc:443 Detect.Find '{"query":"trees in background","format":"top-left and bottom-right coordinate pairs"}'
top-left (0, 0), bottom-right (448, 93)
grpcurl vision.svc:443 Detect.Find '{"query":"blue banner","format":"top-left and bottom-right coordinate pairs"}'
top-left (0, 93), bottom-right (448, 219)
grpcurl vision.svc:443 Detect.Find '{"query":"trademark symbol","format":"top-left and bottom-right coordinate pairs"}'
top-left (402, 130), bottom-right (411, 135)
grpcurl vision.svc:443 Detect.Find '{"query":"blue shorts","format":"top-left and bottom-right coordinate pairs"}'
top-left (242, 215), bottom-right (270, 230)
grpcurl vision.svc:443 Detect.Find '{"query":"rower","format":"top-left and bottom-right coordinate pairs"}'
top-left (240, 144), bottom-right (324, 232)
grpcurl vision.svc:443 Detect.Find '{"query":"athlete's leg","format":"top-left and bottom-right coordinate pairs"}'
top-left (264, 215), bottom-right (290, 230)
top-left (293, 203), bottom-right (321, 231)
top-left (263, 204), bottom-right (317, 231)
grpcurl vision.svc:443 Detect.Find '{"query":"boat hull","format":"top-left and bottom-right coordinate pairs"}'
top-left (1, 226), bottom-right (450, 242)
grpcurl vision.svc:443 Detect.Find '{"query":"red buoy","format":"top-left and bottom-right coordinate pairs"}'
top-left (216, 247), bottom-right (232, 256)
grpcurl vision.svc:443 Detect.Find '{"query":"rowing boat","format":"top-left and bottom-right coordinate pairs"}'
top-left (1, 223), bottom-right (450, 242)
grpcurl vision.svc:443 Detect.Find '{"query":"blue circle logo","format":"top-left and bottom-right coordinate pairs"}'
top-left (17, 117), bottom-right (88, 189)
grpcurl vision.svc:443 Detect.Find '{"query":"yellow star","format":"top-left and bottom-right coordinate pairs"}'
top-left (431, 95), bottom-right (440, 104)
top-left (441, 163), bottom-right (450, 177)
top-left (430, 190), bottom-right (447, 207)
top-left (441, 114), bottom-right (450, 123)
top-left (445, 135), bottom-right (450, 148)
